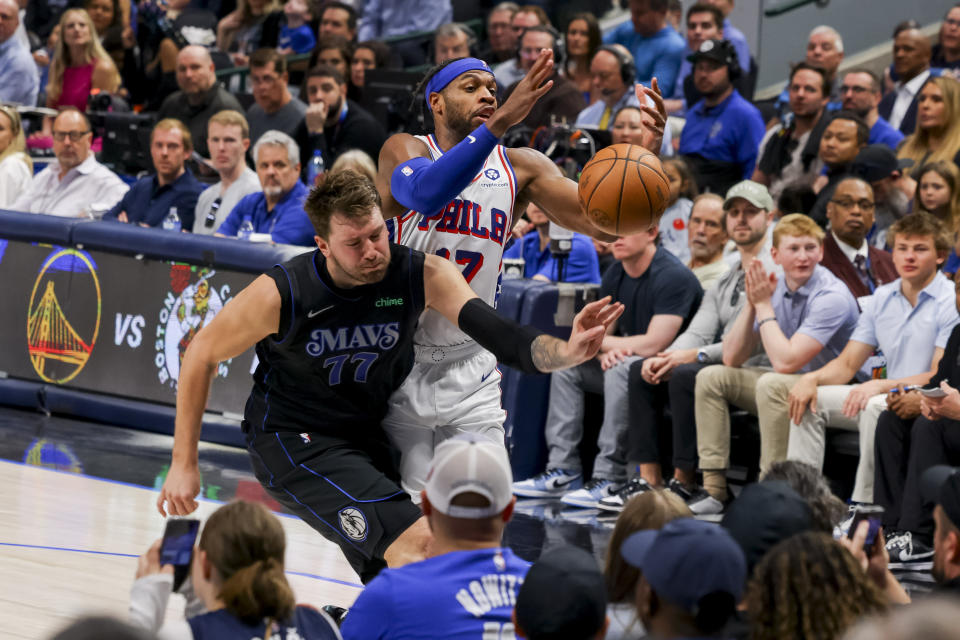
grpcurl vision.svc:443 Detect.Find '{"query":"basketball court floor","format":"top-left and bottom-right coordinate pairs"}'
top-left (1, 404), bottom-right (936, 639)
top-left (0, 406), bottom-right (616, 639)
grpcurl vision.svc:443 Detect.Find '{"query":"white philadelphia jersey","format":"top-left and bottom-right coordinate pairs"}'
top-left (388, 133), bottom-right (517, 347)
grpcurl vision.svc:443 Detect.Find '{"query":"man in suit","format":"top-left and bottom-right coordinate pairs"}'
top-left (879, 27), bottom-right (934, 136)
top-left (820, 176), bottom-right (897, 300)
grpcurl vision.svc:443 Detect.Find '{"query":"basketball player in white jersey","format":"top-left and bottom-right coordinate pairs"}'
top-left (376, 50), bottom-right (667, 495)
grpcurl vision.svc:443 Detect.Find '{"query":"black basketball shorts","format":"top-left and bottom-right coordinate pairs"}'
top-left (243, 419), bottom-right (422, 584)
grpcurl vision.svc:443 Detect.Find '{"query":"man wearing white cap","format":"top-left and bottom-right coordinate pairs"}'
top-left (341, 435), bottom-right (529, 639)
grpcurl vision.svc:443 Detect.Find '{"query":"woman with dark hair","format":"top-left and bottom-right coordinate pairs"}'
top-left (564, 12), bottom-right (600, 103)
top-left (746, 532), bottom-right (888, 640)
top-left (351, 39), bottom-right (393, 90)
top-left (217, 0), bottom-right (281, 65)
top-left (129, 500), bottom-right (342, 639)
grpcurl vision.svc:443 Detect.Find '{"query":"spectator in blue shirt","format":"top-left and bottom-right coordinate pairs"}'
top-left (276, 0), bottom-right (316, 54)
top-left (839, 69), bottom-right (904, 151)
top-left (0, 0), bottom-right (39, 106)
top-left (603, 0), bottom-right (686, 99)
top-left (341, 435), bottom-right (530, 640)
top-left (789, 213), bottom-right (959, 506)
top-left (702, 0), bottom-right (751, 74)
top-left (678, 39), bottom-right (765, 196)
top-left (775, 26), bottom-right (845, 117)
top-left (217, 130), bottom-right (314, 246)
top-left (104, 119), bottom-right (204, 229)
top-left (665, 3), bottom-right (724, 115)
top-left (691, 213), bottom-right (860, 515)
top-left (504, 203), bottom-right (601, 283)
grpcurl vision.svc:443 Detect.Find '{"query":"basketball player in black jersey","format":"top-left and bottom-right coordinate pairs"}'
top-left (157, 170), bottom-right (623, 582)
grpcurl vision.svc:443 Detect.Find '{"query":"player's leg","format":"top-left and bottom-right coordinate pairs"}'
top-left (382, 360), bottom-right (442, 499)
top-left (244, 423), bottom-right (424, 583)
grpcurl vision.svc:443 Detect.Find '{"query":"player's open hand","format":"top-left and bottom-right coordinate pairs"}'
top-left (487, 49), bottom-right (554, 136)
top-left (157, 462), bottom-right (201, 517)
top-left (634, 78), bottom-right (666, 154)
top-left (564, 296), bottom-right (624, 365)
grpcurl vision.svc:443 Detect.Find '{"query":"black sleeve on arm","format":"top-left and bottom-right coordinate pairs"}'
top-left (458, 298), bottom-right (544, 374)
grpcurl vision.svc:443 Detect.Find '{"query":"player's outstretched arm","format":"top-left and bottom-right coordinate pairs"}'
top-left (377, 50), bottom-right (555, 221)
top-left (157, 275), bottom-right (281, 517)
top-left (508, 147), bottom-right (619, 242)
top-left (423, 254), bottom-right (623, 372)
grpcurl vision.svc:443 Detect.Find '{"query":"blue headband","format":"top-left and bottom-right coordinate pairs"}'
top-left (425, 58), bottom-right (493, 111)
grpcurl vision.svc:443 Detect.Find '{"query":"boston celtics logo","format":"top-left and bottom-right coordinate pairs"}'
top-left (155, 265), bottom-right (232, 389)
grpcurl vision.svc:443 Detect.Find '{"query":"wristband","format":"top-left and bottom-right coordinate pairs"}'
top-left (757, 317), bottom-right (777, 328)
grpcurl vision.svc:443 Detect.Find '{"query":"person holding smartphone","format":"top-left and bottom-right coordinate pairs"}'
top-left (129, 500), bottom-right (342, 639)
top-left (874, 275), bottom-right (960, 568)
top-left (787, 212), bottom-right (960, 510)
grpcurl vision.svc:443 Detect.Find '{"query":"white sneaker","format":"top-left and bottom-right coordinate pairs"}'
top-left (687, 487), bottom-right (726, 516)
top-left (561, 478), bottom-right (623, 508)
top-left (512, 468), bottom-right (583, 498)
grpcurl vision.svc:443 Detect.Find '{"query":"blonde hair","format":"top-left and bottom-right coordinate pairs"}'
top-left (604, 489), bottom-right (691, 604)
top-left (330, 149), bottom-right (377, 182)
top-left (152, 118), bottom-right (193, 153)
top-left (48, 9), bottom-right (121, 105)
top-left (898, 77), bottom-right (960, 169)
top-left (773, 213), bottom-right (825, 248)
top-left (208, 109), bottom-right (250, 140)
top-left (0, 106), bottom-right (32, 172)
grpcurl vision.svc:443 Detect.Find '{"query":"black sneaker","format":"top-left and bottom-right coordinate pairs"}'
top-left (597, 477), bottom-right (654, 512)
top-left (885, 531), bottom-right (934, 570)
top-left (666, 478), bottom-right (696, 502)
top-left (322, 605), bottom-right (349, 627)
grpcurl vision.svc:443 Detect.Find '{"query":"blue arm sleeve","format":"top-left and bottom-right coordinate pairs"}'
top-left (390, 124), bottom-right (500, 215)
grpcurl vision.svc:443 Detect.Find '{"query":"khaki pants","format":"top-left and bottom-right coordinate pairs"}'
top-left (787, 385), bottom-right (888, 503)
top-left (695, 366), bottom-right (800, 473)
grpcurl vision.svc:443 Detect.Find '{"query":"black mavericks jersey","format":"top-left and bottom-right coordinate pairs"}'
top-left (246, 243), bottom-right (425, 436)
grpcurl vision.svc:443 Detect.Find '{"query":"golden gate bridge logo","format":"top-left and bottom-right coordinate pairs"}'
top-left (26, 249), bottom-right (102, 384)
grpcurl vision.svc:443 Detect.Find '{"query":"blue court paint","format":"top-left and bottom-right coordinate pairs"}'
top-left (0, 542), bottom-right (363, 589)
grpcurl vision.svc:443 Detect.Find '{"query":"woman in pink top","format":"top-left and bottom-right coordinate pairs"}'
top-left (32, 8), bottom-right (121, 142)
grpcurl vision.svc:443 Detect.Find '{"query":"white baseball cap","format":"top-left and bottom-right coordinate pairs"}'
top-left (424, 434), bottom-right (513, 519)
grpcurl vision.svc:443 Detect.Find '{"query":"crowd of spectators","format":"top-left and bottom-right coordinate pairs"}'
top-left (10, 1), bottom-right (960, 639)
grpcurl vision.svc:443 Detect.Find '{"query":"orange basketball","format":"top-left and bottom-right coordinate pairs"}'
top-left (577, 144), bottom-right (670, 236)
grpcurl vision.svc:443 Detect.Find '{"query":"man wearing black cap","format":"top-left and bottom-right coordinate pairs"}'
top-left (849, 144), bottom-right (915, 249)
top-left (922, 466), bottom-right (960, 590)
top-left (513, 546), bottom-right (608, 640)
top-left (621, 518), bottom-right (746, 638)
top-left (678, 38), bottom-right (765, 195)
top-left (721, 481), bottom-right (813, 575)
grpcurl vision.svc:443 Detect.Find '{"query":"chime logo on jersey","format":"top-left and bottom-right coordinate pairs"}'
top-left (338, 507), bottom-right (368, 542)
top-left (305, 322), bottom-right (401, 357)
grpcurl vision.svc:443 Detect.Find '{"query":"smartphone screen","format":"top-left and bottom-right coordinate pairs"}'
top-left (847, 506), bottom-right (884, 555)
top-left (160, 519), bottom-right (200, 567)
